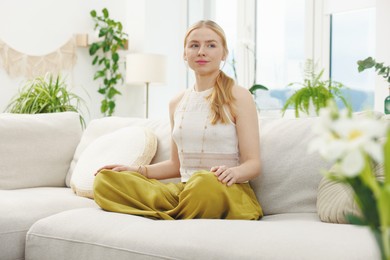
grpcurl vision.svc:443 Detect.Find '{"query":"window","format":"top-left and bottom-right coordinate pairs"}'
top-left (255, 0), bottom-right (306, 110)
top-left (330, 8), bottom-right (376, 111)
top-left (215, 0), bottom-right (238, 80)
top-left (186, 0), bottom-right (238, 87)
top-left (186, 0), bottom-right (378, 112)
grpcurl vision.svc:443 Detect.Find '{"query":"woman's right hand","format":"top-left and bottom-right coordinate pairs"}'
top-left (94, 164), bottom-right (137, 176)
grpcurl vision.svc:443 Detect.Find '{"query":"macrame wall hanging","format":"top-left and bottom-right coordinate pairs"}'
top-left (0, 37), bottom-right (77, 79)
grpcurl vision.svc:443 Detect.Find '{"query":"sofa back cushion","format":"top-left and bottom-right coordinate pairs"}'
top-left (67, 115), bottom-right (329, 215)
top-left (0, 112), bottom-right (82, 189)
top-left (250, 117), bottom-right (332, 215)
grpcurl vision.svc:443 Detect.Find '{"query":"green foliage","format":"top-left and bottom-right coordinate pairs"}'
top-left (249, 84), bottom-right (268, 95)
top-left (89, 8), bottom-right (128, 116)
top-left (345, 175), bottom-right (381, 228)
top-left (4, 74), bottom-right (86, 127)
top-left (358, 57), bottom-right (390, 87)
top-left (385, 130), bottom-right (390, 186)
top-left (282, 61), bottom-right (349, 117)
top-left (249, 84), bottom-right (269, 110)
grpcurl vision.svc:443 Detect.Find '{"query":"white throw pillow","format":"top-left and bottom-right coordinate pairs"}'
top-left (0, 112), bottom-right (82, 189)
top-left (70, 126), bottom-right (157, 199)
top-left (66, 117), bottom-right (171, 187)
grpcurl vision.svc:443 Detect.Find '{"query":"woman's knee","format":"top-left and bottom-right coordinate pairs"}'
top-left (93, 170), bottom-right (110, 191)
top-left (185, 171), bottom-right (226, 201)
top-left (188, 171), bottom-right (219, 186)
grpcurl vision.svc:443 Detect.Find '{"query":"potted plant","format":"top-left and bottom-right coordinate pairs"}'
top-left (357, 57), bottom-right (390, 114)
top-left (282, 60), bottom-right (349, 117)
top-left (4, 73), bottom-right (86, 127)
top-left (89, 8), bottom-right (128, 116)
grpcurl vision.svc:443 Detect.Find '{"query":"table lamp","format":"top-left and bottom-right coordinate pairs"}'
top-left (126, 53), bottom-right (167, 118)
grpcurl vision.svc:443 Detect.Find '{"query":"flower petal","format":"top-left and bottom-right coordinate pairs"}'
top-left (364, 141), bottom-right (384, 163)
top-left (341, 149), bottom-right (364, 177)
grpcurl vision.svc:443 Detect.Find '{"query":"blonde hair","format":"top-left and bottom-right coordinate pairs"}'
top-left (184, 20), bottom-right (236, 124)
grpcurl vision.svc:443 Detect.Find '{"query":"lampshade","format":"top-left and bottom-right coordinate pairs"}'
top-left (126, 53), bottom-right (167, 84)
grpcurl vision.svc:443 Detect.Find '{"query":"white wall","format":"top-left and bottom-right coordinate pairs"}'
top-left (0, 0), bottom-right (187, 122)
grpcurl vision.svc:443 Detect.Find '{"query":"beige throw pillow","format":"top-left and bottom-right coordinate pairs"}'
top-left (317, 163), bottom-right (384, 224)
top-left (70, 126), bottom-right (157, 199)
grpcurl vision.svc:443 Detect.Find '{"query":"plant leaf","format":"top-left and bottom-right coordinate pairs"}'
top-left (345, 214), bottom-right (367, 226)
top-left (102, 8), bottom-right (109, 18)
top-left (385, 129), bottom-right (390, 185)
top-left (112, 52), bottom-right (119, 63)
top-left (357, 57), bottom-right (376, 72)
top-left (249, 84), bottom-right (268, 95)
top-left (89, 43), bottom-right (100, 56)
top-left (94, 71), bottom-right (105, 80)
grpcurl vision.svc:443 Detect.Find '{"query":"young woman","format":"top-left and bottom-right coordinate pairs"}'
top-left (93, 20), bottom-right (262, 220)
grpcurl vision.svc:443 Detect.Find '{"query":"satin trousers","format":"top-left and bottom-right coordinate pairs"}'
top-left (93, 170), bottom-right (262, 220)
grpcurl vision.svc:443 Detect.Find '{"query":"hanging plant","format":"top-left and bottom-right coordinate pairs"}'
top-left (89, 8), bottom-right (128, 116)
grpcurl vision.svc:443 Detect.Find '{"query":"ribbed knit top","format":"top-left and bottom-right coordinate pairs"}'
top-left (172, 87), bottom-right (239, 182)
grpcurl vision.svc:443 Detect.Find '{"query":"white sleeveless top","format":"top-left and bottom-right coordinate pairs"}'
top-left (172, 87), bottom-right (239, 182)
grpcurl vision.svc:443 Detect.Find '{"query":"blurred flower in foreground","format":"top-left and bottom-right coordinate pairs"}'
top-left (309, 101), bottom-right (390, 260)
top-left (309, 102), bottom-right (387, 177)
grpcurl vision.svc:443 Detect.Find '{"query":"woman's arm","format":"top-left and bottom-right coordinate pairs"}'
top-left (211, 86), bottom-right (261, 186)
top-left (95, 92), bottom-right (185, 180)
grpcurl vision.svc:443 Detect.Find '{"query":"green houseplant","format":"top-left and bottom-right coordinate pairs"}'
top-left (282, 60), bottom-right (349, 117)
top-left (89, 8), bottom-right (128, 116)
top-left (4, 73), bottom-right (86, 127)
top-left (358, 57), bottom-right (390, 85)
top-left (358, 57), bottom-right (390, 114)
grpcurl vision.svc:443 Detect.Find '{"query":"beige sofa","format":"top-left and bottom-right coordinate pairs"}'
top-left (0, 112), bottom-right (381, 260)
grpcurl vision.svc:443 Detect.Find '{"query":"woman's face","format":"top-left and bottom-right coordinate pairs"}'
top-left (184, 27), bottom-right (226, 76)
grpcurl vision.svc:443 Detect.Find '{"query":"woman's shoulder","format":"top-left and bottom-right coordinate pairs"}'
top-left (169, 90), bottom-right (186, 114)
top-left (231, 85), bottom-right (253, 101)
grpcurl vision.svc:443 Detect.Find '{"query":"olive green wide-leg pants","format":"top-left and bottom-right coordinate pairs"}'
top-left (93, 170), bottom-right (262, 220)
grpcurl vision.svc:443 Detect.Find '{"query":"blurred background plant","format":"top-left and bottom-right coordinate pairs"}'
top-left (358, 57), bottom-right (390, 114)
top-left (4, 73), bottom-right (86, 127)
top-left (89, 8), bottom-right (128, 116)
top-left (358, 57), bottom-right (390, 86)
top-left (282, 59), bottom-right (350, 117)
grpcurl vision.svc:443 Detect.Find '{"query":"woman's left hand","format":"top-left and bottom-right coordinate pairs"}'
top-left (210, 165), bottom-right (237, 186)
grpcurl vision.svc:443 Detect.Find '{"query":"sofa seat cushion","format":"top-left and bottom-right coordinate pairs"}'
top-left (0, 188), bottom-right (97, 260)
top-left (26, 208), bottom-right (380, 260)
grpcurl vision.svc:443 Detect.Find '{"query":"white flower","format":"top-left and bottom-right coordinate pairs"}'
top-left (309, 106), bottom-right (388, 177)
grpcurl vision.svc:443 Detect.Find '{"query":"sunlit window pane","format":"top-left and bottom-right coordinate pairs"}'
top-left (255, 0), bottom-right (306, 110)
top-left (330, 8), bottom-right (376, 111)
top-left (215, 0), bottom-right (237, 79)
